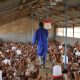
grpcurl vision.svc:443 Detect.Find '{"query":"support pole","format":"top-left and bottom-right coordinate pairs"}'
top-left (28, 29), bottom-right (29, 42)
top-left (32, 28), bottom-right (34, 39)
top-left (46, 0), bottom-right (49, 19)
top-left (31, 13), bottom-right (34, 41)
top-left (64, 0), bottom-right (68, 70)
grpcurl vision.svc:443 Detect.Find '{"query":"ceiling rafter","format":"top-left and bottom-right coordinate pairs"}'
top-left (0, 0), bottom-right (80, 26)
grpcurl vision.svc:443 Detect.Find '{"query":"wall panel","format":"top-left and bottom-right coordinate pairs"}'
top-left (0, 18), bottom-right (54, 42)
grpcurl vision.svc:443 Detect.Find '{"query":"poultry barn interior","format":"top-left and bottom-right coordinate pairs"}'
top-left (0, 0), bottom-right (80, 80)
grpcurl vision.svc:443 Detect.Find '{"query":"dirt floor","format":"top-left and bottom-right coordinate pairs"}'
top-left (40, 61), bottom-right (52, 74)
top-left (36, 57), bottom-right (53, 76)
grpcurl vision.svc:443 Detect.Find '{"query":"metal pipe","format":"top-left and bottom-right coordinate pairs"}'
top-left (64, 0), bottom-right (68, 69)
top-left (28, 29), bottom-right (29, 42)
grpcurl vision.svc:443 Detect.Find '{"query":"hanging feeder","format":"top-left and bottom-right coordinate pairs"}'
top-left (43, 18), bottom-right (52, 29)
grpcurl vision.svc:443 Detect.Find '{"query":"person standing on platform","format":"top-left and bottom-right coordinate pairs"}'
top-left (32, 22), bottom-right (48, 68)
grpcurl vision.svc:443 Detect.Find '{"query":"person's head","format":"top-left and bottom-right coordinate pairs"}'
top-left (39, 22), bottom-right (44, 28)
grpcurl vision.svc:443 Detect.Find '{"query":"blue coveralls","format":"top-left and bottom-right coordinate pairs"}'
top-left (32, 27), bottom-right (48, 64)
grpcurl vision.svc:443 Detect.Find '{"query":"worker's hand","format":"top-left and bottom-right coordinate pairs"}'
top-left (32, 46), bottom-right (34, 49)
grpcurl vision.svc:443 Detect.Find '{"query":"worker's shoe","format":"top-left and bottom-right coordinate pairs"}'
top-left (41, 64), bottom-right (45, 69)
top-left (39, 56), bottom-right (43, 65)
